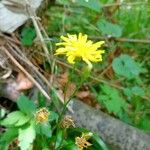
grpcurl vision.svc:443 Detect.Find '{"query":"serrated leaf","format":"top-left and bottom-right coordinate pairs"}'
top-left (1, 111), bottom-right (30, 127)
top-left (124, 86), bottom-right (145, 98)
top-left (76, 0), bottom-right (102, 12)
top-left (99, 85), bottom-right (127, 117)
top-left (112, 54), bottom-right (141, 79)
top-left (18, 125), bottom-right (36, 150)
top-left (97, 19), bottom-right (122, 37)
top-left (17, 95), bottom-right (36, 116)
top-left (21, 27), bottom-right (36, 46)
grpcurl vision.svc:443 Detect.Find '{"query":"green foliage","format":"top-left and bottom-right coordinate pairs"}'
top-left (0, 128), bottom-right (18, 150)
top-left (54, 129), bottom-right (63, 149)
top-left (92, 134), bottom-right (109, 150)
top-left (112, 54), bottom-right (141, 79)
top-left (97, 85), bottom-right (127, 117)
top-left (1, 95), bottom-right (108, 150)
top-left (18, 124), bottom-right (36, 150)
top-left (1, 111), bottom-right (30, 127)
top-left (48, 111), bottom-right (59, 122)
top-left (21, 27), bottom-right (36, 46)
top-left (139, 117), bottom-right (150, 131)
top-left (1, 0), bottom-right (150, 149)
top-left (17, 95), bottom-right (36, 116)
top-left (124, 86), bottom-right (145, 97)
top-left (36, 123), bottom-right (52, 138)
top-left (97, 19), bottom-right (122, 37)
top-left (76, 0), bottom-right (102, 12)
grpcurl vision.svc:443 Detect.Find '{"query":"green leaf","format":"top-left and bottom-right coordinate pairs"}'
top-left (112, 54), bottom-right (141, 79)
top-left (18, 124), bottom-right (36, 150)
top-left (131, 86), bottom-right (145, 96)
top-left (36, 123), bottom-right (52, 138)
top-left (17, 95), bottom-right (36, 116)
top-left (60, 141), bottom-right (77, 150)
top-left (97, 19), bottom-right (122, 37)
top-left (124, 86), bottom-right (145, 98)
top-left (1, 111), bottom-right (30, 127)
top-left (38, 93), bottom-right (47, 107)
top-left (76, 0), bottom-right (102, 12)
top-left (0, 128), bottom-right (18, 150)
top-left (99, 85), bottom-right (127, 117)
top-left (21, 27), bottom-right (36, 46)
top-left (42, 148), bottom-right (50, 150)
top-left (49, 111), bottom-right (59, 122)
top-left (55, 130), bottom-right (63, 149)
top-left (92, 134), bottom-right (109, 150)
top-left (123, 88), bottom-right (133, 97)
top-left (139, 117), bottom-right (150, 131)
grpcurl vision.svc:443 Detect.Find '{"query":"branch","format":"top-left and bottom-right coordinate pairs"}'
top-left (90, 36), bottom-right (150, 44)
top-left (1, 46), bottom-right (51, 100)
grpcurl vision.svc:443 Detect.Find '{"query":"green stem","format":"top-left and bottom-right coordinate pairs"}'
top-left (53, 67), bottom-right (90, 149)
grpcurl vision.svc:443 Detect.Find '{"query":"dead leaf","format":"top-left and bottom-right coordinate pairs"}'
top-left (16, 72), bottom-right (34, 91)
top-left (76, 91), bottom-right (90, 99)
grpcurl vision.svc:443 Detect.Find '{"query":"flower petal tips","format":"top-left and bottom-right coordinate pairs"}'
top-left (55, 33), bottom-right (105, 69)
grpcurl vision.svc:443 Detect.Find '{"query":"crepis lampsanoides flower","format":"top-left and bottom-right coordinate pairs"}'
top-left (55, 33), bottom-right (105, 69)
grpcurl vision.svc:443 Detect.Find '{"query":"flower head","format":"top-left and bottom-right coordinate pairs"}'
top-left (60, 115), bottom-right (75, 129)
top-left (75, 132), bottom-right (93, 150)
top-left (55, 33), bottom-right (105, 69)
top-left (35, 107), bottom-right (49, 123)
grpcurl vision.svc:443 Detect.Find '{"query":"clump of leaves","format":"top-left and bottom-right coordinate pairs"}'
top-left (21, 27), bottom-right (36, 46)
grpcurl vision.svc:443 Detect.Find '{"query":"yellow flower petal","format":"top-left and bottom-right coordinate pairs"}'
top-left (55, 33), bottom-right (105, 68)
top-left (67, 55), bottom-right (75, 64)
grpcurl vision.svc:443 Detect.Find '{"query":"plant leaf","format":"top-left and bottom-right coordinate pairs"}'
top-left (139, 117), bottom-right (150, 131)
top-left (99, 85), bottom-right (127, 117)
top-left (97, 19), bottom-right (122, 37)
top-left (18, 124), bottom-right (36, 150)
top-left (1, 111), bottom-right (30, 127)
top-left (0, 128), bottom-right (18, 150)
top-left (49, 111), bottom-right (59, 122)
top-left (17, 95), bottom-right (36, 116)
top-left (92, 134), bottom-right (109, 150)
top-left (112, 54), bottom-right (141, 79)
top-left (55, 130), bottom-right (63, 149)
top-left (21, 27), bottom-right (36, 46)
top-left (76, 0), bottom-right (102, 12)
top-left (36, 123), bottom-right (52, 138)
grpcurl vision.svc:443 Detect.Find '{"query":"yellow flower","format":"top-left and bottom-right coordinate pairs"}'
top-left (35, 107), bottom-right (49, 123)
top-left (75, 132), bottom-right (93, 150)
top-left (55, 33), bottom-right (105, 69)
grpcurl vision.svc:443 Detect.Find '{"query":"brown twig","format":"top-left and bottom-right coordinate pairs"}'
top-left (25, 0), bottom-right (51, 65)
top-left (49, 33), bottom-right (150, 44)
top-left (90, 36), bottom-right (150, 44)
top-left (1, 46), bottom-right (51, 100)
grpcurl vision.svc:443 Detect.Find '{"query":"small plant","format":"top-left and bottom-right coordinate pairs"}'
top-left (0, 95), bottom-right (108, 150)
top-left (0, 33), bottom-right (108, 150)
